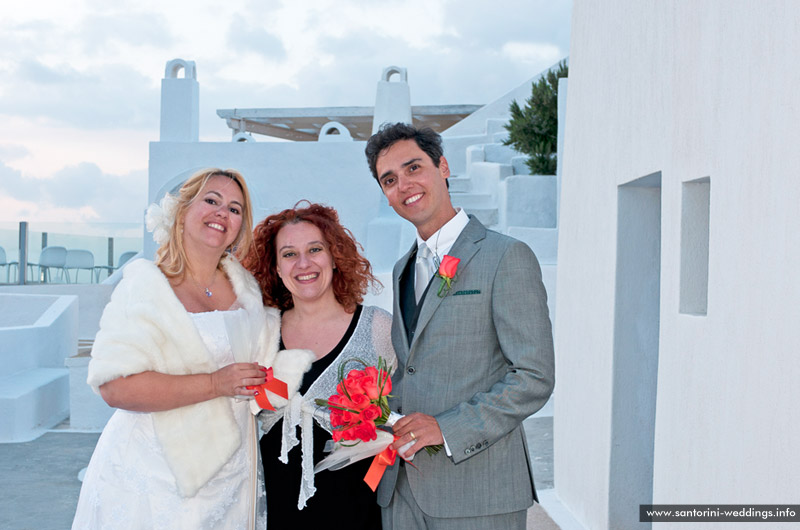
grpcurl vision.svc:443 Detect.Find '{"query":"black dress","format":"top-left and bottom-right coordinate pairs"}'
top-left (260, 305), bottom-right (382, 529)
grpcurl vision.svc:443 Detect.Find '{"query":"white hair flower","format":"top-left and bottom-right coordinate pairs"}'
top-left (145, 193), bottom-right (179, 246)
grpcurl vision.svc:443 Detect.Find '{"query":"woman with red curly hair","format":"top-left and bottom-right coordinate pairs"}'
top-left (244, 201), bottom-right (395, 528)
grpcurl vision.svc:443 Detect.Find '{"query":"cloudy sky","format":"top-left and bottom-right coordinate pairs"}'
top-left (0, 0), bottom-right (571, 225)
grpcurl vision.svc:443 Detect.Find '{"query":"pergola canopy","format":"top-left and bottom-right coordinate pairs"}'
top-left (216, 104), bottom-right (482, 142)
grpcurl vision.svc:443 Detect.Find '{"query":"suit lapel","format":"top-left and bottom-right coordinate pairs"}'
top-left (392, 242), bottom-right (416, 355)
top-left (408, 217), bottom-right (487, 355)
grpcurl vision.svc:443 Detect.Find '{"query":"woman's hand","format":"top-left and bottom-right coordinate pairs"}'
top-left (100, 363), bottom-right (269, 412)
top-left (210, 362), bottom-right (268, 398)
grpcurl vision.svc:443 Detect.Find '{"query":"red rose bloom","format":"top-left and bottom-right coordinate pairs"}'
top-left (360, 404), bottom-right (382, 422)
top-left (340, 409), bottom-right (357, 424)
top-left (361, 367), bottom-right (379, 400)
top-left (438, 255), bottom-right (460, 279)
top-left (341, 425), bottom-right (360, 442)
top-left (343, 370), bottom-right (366, 395)
top-left (350, 393), bottom-right (370, 411)
top-left (354, 421), bottom-right (378, 442)
top-left (379, 370), bottom-right (392, 396)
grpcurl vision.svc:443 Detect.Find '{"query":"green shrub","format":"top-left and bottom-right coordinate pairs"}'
top-left (504, 60), bottom-right (568, 175)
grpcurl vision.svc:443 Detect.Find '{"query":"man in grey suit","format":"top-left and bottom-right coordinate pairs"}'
top-left (364, 123), bottom-right (555, 529)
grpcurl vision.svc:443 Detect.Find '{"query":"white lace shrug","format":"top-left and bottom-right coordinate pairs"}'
top-left (260, 305), bottom-right (396, 509)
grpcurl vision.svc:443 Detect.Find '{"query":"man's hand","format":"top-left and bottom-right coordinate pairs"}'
top-left (390, 412), bottom-right (444, 458)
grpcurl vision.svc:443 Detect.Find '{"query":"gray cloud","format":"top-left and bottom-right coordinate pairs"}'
top-left (0, 60), bottom-right (159, 130)
top-left (199, 20), bottom-right (569, 141)
top-left (16, 60), bottom-right (82, 84)
top-left (440, 0), bottom-right (571, 50)
top-left (0, 144), bottom-right (31, 161)
top-left (226, 15), bottom-right (286, 60)
top-left (0, 0), bottom-right (571, 223)
top-left (294, 31), bottom-right (562, 106)
top-left (46, 164), bottom-right (146, 220)
top-left (0, 1), bottom-right (570, 135)
top-left (0, 162), bottom-right (40, 199)
top-left (0, 161), bottom-right (146, 222)
top-left (79, 12), bottom-right (174, 52)
top-left (0, 19), bottom-right (56, 60)
top-left (0, 9), bottom-right (169, 131)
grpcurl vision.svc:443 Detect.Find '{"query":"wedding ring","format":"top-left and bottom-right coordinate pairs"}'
top-left (410, 431), bottom-right (416, 440)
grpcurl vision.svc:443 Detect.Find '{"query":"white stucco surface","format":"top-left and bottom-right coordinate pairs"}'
top-left (0, 293), bottom-right (77, 441)
top-left (556, 2), bottom-right (800, 529)
top-left (65, 354), bottom-right (114, 431)
top-left (0, 284), bottom-right (114, 340)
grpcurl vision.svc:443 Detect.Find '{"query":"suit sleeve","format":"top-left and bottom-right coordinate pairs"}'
top-left (434, 240), bottom-right (555, 464)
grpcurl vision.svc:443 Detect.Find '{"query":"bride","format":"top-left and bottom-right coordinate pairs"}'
top-left (72, 168), bottom-right (313, 529)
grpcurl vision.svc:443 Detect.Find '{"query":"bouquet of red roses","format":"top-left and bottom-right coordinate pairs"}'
top-left (316, 356), bottom-right (394, 444)
top-left (314, 356), bottom-right (441, 490)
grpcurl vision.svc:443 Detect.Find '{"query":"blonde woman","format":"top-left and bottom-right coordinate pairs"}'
top-left (72, 169), bottom-right (313, 529)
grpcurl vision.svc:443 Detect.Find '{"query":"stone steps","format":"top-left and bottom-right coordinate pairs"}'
top-left (507, 227), bottom-right (559, 266)
top-left (448, 175), bottom-right (472, 193)
top-left (484, 142), bottom-right (519, 164)
top-left (451, 193), bottom-right (494, 210)
top-left (0, 368), bottom-right (70, 442)
top-left (468, 160), bottom-right (513, 180)
top-left (66, 347), bottom-right (115, 432)
top-left (462, 207), bottom-right (499, 227)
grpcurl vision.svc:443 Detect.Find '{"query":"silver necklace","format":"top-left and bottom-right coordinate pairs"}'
top-left (188, 270), bottom-right (216, 297)
top-left (431, 228), bottom-right (443, 270)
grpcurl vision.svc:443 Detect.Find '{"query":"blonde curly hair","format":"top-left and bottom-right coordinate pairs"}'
top-left (154, 168), bottom-right (254, 279)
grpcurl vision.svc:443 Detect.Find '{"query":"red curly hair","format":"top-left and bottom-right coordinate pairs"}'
top-left (243, 201), bottom-right (380, 312)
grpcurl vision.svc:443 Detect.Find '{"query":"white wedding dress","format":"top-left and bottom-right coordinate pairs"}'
top-left (72, 308), bottom-right (266, 529)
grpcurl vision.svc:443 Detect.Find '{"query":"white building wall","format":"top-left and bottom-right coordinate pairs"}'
top-left (556, 1), bottom-right (800, 529)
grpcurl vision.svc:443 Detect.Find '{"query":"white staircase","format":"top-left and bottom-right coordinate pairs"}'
top-left (445, 116), bottom-right (560, 319)
top-left (0, 294), bottom-right (77, 442)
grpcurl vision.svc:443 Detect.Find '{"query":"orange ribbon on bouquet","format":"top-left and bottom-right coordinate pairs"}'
top-left (363, 443), bottom-right (398, 492)
top-left (246, 367), bottom-right (288, 411)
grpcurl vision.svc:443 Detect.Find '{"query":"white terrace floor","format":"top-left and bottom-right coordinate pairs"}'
top-left (0, 403), bottom-right (572, 530)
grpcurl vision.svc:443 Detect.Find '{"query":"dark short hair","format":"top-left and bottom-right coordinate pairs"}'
top-left (243, 201), bottom-right (380, 312)
top-left (365, 123), bottom-right (444, 182)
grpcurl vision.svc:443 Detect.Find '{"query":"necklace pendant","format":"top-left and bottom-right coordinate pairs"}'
top-left (205, 288), bottom-right (213, 297)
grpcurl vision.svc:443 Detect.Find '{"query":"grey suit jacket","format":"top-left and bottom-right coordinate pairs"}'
top-left (377, 216), bottom-right (555, 518)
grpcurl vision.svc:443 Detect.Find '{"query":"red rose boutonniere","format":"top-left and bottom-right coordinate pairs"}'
top-left (436, 255), bottom-right (460, 297)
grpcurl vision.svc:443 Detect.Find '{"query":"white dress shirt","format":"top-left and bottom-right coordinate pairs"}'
top-left (414, 208), bottom-right (470, 301)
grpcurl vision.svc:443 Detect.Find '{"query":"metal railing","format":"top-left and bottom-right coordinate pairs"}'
top-left (1, 221), bottom-right (142, 285)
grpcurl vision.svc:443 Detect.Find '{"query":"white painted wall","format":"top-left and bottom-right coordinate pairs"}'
top-left (556, 1), bottom-right (800, 529)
